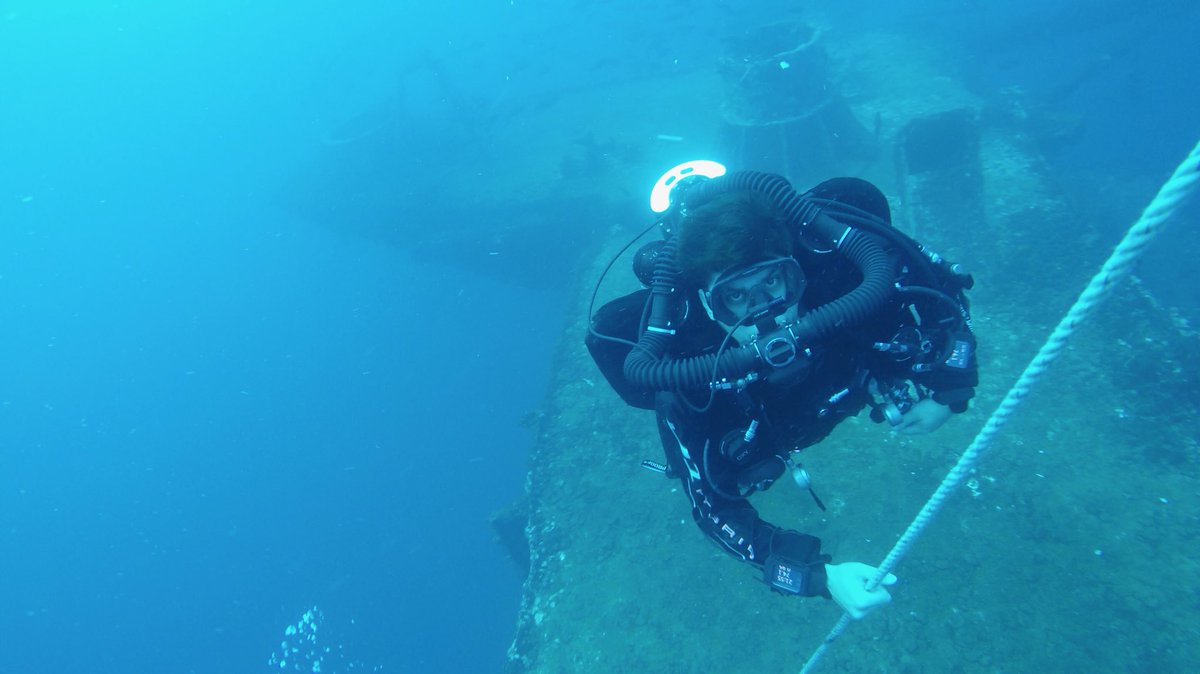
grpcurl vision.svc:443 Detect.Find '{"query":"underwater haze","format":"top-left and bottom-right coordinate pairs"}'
top-left (1, 2), bottom-right (564, 672)
top-left (2, 1), bottom-right (1199, 674)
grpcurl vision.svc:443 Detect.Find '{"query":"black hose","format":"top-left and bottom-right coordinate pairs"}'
top-left (644, 238), bottom-right (682, 335)
top-left (786, 225), bottom-right (895, 344)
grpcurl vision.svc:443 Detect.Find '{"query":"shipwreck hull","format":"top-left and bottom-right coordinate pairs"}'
top-left (508, 22), bottom-right (1200, 674)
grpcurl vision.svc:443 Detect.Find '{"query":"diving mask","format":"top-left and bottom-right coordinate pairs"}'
top-left (702, 257), bottom-right (806, 326)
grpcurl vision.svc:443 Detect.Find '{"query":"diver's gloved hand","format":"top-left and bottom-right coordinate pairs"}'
top-left (892, 398), bottom-right (953, 435)
top-left (824, 562), bottom-right (898, 619)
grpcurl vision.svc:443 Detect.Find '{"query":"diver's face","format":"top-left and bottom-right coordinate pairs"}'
top-left (704, 261), bottom-right (803, 344)
top-left (709, 265), bottom-right (790, 321)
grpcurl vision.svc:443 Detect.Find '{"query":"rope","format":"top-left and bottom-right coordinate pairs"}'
top-left (799, 138), bottom-right (1200, 674)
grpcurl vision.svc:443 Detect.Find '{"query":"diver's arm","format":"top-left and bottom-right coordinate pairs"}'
top-left (655, 394), bottom-right (900, 616)
top-left (899, 344), bottom-right (977, 433)
top-left (654, 394), bottom-right (830, 597)
top-left (916, 315), bottom-right (979, 414)
top-left (868, 325), bottom-right (977, 431)
top-left (866, 283), bottom-right (979, 416)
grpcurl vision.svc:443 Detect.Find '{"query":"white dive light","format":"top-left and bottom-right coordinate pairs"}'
top-left (649, 160), bottom-right (727, 213)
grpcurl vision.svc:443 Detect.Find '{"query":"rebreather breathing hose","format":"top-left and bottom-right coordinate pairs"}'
top-left (799, 138), bottom-right (1200, 674)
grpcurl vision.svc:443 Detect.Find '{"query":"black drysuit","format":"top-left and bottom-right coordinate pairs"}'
top-left (586, 179), bottom-right (978, 597)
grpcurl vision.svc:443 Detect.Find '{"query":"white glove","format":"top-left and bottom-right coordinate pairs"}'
top-left (825, 562), bottom-right (898, 619)
top-left (892, 398), bottom-right (953, 435)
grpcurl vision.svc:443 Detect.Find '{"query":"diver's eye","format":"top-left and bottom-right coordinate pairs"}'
top-left (724, 290), bottom-right (747, 304)
top-left (763, 272), bottom-right (782, 288)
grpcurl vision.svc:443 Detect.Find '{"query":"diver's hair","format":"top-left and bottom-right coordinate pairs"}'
top-left (676, 190), bottom-right (792, 289)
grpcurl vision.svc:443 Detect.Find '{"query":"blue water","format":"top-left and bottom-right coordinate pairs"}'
top-left (0, 3), bottom-right (558, 672)
top-left (2, 1), bottom-right (1198, 673)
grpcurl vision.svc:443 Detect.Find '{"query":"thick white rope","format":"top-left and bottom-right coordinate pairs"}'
top-left (799, 138), bottom-right (1200, 674)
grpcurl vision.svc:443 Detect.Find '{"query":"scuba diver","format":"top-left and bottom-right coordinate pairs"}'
top-left (586, 163), bottom-right (978, 619)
